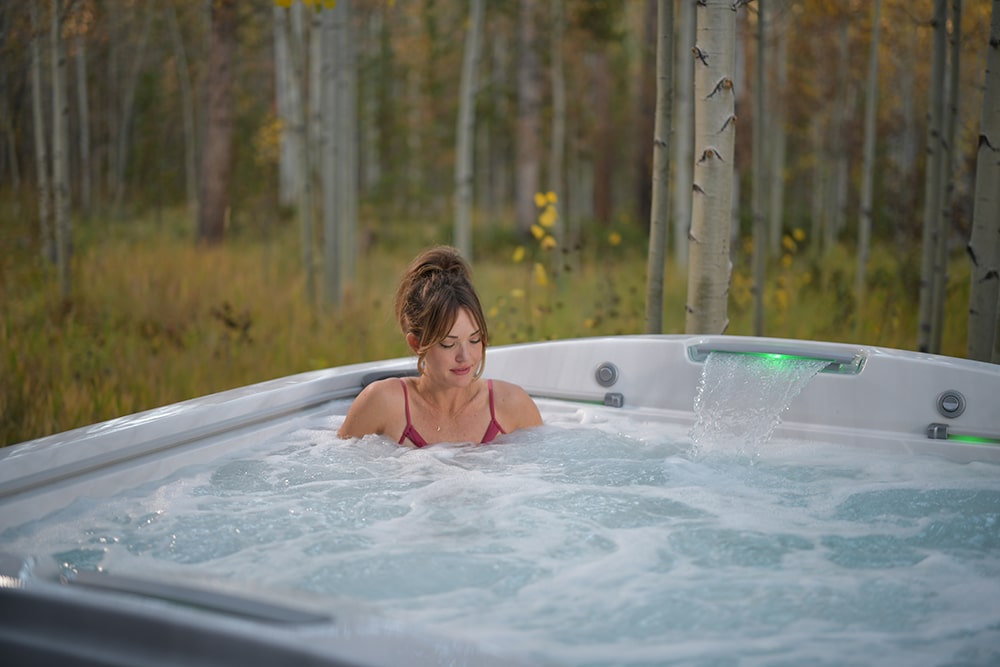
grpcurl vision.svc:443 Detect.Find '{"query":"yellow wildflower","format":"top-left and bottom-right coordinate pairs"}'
top-left (584, 318), bottom-right (596, 329)
top-left (530, 224), bottom-right (546, 240)
top-left (781, 254), bottom-right (793, 268)
top-left (608, 231), bottom-right (622, 247)
top-left (534, 262), bottom-right (549, 287)
top-left (540, 235), bottom-right (557, 250)
top-left (539, 205), bottom-right (557, 228)
top-left (792, 228), bottom-right (806, 242)
top-left (782, 234), bottom-right (797, 253)
top-left (512, 246), bottom-right (526, 263)
top-left (511, 288), bottom-right (526, 299)
top-left (488, 306), bottom-right (499, 318)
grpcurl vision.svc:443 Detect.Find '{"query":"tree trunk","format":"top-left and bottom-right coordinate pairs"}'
top-left (931, 0), bottom-right (963, 353)
top-left (767, 10), bottom-right (787, 257)
top-left (273, 5), bottom-right (300, 208)
top-left (635, 0), bottom-right (657, 227)
top-left (167, 5), bottom-right (198, 226)
top-left (672, 0), bottom-right (696, 269)
top-left (339, 0), bottom-right (358, 291)
top-left (197, 0), bottom-right (236, 245)
top-left (30, 0), bottom-right (53, 264)
top-left (51, 0), bottom-right (72, 298)
top-left (454, 0), bottom-right (484, 261)
top-left (74, 24), bottom-right (91, 217)
top-left (645, 0), bottom-right (673, 334)
top-left (751, 0), bottom-right (766, 337)
top-left (112, 6), bottom-right (152, 215)
top-left (516, 0), bottom-right (541, 236)
top-left (685, 0), bottom-right (736, 335)
top-left (855, 0), bottom-right (882, 340)
top-left (548, 0), bottom-right (566, 271)
top-left (967, 0), bottom-right (1000, 362)
top-left (322, 5), bottom-right (338, 307)
top-left (917, 0), bottom-right (948, 352)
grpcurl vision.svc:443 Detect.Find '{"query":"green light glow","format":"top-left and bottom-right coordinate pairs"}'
top-left (948, 434), bottom-right (1000, 446)
top-left (730, 351), bottom-right (834, 369)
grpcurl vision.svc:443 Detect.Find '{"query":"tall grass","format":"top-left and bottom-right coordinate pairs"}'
top-left (0, 205), bottom-right (971, 447)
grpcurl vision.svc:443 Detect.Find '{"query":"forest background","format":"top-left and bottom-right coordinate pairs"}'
top-left (0, 0), bottom-right (997, 447)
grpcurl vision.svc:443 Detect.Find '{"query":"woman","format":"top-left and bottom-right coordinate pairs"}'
top-left (339, 246), bottom-right (542, 446)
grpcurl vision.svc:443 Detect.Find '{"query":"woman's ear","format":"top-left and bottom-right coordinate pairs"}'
top-left (406, 332), bottom-right (420, 354)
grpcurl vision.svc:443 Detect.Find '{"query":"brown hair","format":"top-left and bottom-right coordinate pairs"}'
top-left (395, 246), bottom-right (489, 376)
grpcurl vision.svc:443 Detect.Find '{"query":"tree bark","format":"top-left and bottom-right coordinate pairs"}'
top-left (168, 5), bottom-right (198, 226)
top-left (30, 0), bottom-right (53, 264)
top-left (645, 0), bottom-right (673, 334)
top-left (931, 0), bottom-right (963, 353)
top-left (548, 0), bottom-right (566, 270)
top-left (51, 0), bottom-right (72, 298)
top-left (917, 0), bottom-right (948, 352)
top-left (322, 5), bottom-right (338, 306)
top-left (967, 0), bottom-right (1000, 362)
top-left (197, 0), bottom-right (236, 245)
top-left (672, 0), bottom-right (696, 269)
top-left (74, 23), bottom-right (91, 217)
top-left (515, 0), bottom-right (541, 236)
top-left (685, 0), bottom-right (736, 335)
top-left (855, 0), bottom-right (882, 340)
top-left (112, 5), bottom-right (152, 215)
top-left (454, 0), bottom-right (485, 261)
top-left (751, 0), bottom-right (767, 337)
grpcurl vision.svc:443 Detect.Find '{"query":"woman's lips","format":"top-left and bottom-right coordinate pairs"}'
top-left (452, 367), bottom-right (471, 375)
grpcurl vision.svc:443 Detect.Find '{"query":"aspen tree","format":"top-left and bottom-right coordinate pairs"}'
top-left (645, 0), bottom-right (673, 334)
top-left (685, 0), bottom-right (738, 335)
top-left (454, 0), bottom-right (485, 261)
top-left (967, 0), bottom-right (1000, 362)
top-left (856, 0), bottom-right (882, 341)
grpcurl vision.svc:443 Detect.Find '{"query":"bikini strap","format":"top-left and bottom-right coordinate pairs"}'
top-left (400, 378), bottom-right (412, 425)
top-left (488, 379), bottom-right (496, 419)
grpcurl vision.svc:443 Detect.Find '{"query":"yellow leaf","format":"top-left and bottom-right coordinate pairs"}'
top-left (274, 0), bottom-right (294, 7)
top-left (512, 246), bottom-right (526, 263)
top-left (534, 192), bottom-right (547, 208)
top-left (323, 0), bottom-right (337, 7)
top-left (534, 262), bottom-right (549, 287)
top-left (608, 231), bottom-right (622, 247)
top-left (793, 228), bottom-right (806, 242)
top-left (510, 288), bottom-right (526, 299)
top-left (546, 191), bottom-right (558, 204)
top-left (782, 234), bottom-right (797, 253)
top-left (540, 235), bottom-right (557, 250)
top-left (530, 224), bottom-right (545, 240)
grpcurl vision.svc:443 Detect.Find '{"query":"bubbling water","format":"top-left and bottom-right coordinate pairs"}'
top-left (4, 403), bottom-right (1000, 666)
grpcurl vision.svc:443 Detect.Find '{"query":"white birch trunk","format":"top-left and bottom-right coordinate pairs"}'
top-left (51, 0), bottom-right (72, 298)
top-left (548, 0), bottom-right (566, 272)
top-left (751, 0), bottom-right (766, 336)
top-left (74, 26), bottom-right (91, 217)
top-left (335, 0), bottom-right (358, 290)
top-left (285, 4), bottom-right (315, 302)
top-left (685, 0), bottom-right (736, 335)
top-left (645, 0), bottom-right (673, 334)
top-left (767, 10), bottom-right (787, 257)
top-left (855, 0), bottom-right (882, 340)
top-left (931, 0), bottom-right (963, 353)
top-left (672, 0), bottom-right (696, 269)
top-left (967, 0), bottom-right (1000, 362)
top-left (322, 6), bottom-right (338, 306)
top-left (30, 0), bottom-right (53, 264)
top-left (454, 0), bottom-right (485, 261)
top-left (918, 0), bottom-right (948, 352)
top-left (168, 5), bottom-right (198, 225)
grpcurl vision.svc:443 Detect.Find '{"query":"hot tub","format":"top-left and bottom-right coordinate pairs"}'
top-left (1, 335), bottom-right (998, 666)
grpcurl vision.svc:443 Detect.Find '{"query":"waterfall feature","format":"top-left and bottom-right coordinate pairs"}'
top-left (691, 352), bottom-right (830, 458)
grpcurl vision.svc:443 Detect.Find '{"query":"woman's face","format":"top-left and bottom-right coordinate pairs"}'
top-left (416, 308), bottom-right (484, 386)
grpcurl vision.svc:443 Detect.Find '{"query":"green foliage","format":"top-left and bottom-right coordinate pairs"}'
top-left (0, 204), bottom-right (973, 448)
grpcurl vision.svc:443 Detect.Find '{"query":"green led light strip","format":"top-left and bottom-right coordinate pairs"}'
top-left (947, 433), bottom-right (1000, 446)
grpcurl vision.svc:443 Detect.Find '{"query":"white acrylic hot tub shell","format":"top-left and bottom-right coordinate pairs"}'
top-left (1, 334), bottom-right (998, 667)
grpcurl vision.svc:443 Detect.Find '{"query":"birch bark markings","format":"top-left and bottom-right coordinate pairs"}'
top-left (855, 0), bottom-right (882, 341)
top-left (685, 0), bottom-right (736, 335)
top-left (644, 0), bottom-right (673, 335)
top-left (673, 0), bottom-right (696, 270)
top-left (454, 0), bottom-right (484, 261)
top-left (967, 0), bottom-right (1000, 362)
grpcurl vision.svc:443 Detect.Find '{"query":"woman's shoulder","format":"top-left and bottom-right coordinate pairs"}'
top-left (488, 378), bottom-right (543, 428)
top-left (338, 377), bottom-right (407, 439)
